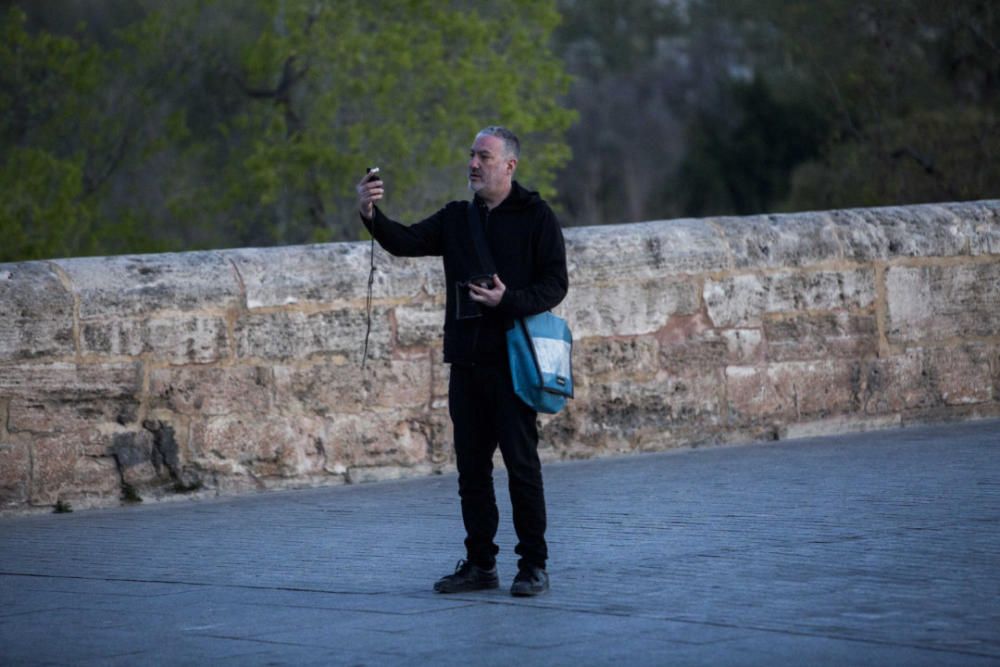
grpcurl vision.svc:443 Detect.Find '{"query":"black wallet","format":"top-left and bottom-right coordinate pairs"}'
top-left (455, 274), bottom-right (494, 320)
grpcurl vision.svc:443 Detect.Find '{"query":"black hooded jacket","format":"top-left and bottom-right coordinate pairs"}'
top-left (362, 181), bottom-right (568, 366)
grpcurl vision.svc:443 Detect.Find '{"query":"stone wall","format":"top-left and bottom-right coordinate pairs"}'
top-left (2, 200), bottom-right (998, 512)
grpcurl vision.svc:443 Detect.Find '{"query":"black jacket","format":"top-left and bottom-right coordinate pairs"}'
top-left (363, 181), bottom-right (568, 366)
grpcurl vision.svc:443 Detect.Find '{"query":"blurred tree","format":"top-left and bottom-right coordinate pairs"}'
top-left (554, 0), bottom-right (998, 225)
top-left (1, 0), bottom-right (574, 262)
top-left (713, 0), bottom-right (1000, 210)
top-left (553, 0), bottom-right (691, 225)
top-left (0, 7), bottom-right (162, 261)
top-left (676, 76), bottom-right (828, 216)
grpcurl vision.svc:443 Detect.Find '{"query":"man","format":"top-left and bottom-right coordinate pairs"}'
top-left (355, 126), bottom-right (568, 597)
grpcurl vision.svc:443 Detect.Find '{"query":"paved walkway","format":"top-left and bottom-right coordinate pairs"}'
top-left (1, 419), bottom-right (999, 666)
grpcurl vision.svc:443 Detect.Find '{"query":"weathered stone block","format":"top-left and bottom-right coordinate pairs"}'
top-left (226, 244), bottom-right (442, 309)
top-left (321, 412), bottom-right (433, 470)
top-left (272, 357), bottom-right (430, 414)
top-left (768, 360), bottom-right (861, 418)
top-left (939, 200), bottom-right (1000, 256)
top-left (725, 366), bottom-right (784, 420)
top-left (565, 219), bottom-right (730, 284)
top-left (886, 263), bottom-right (1000, 343)
top-left (30, 435), bottom-right (120, 506)
top-left (705, 269), bottom-right (875, 328)
top-left (707, 211), bottom-right (842, 269)
top-left (103, 421), bottom-right (192, 495)
top-left (82, 315), bottom-right (230, 364)
top-left (150, 365), bottom-right (272, 416)
top-left (7, 397), bottom-right (139, 434)
top-left (764, 312), bottom-right (878, 362)
top-left (235, 307), bottom-right (391, 360)
top-left (563, 280), bottom-right (700, 338)
top-left (0, 362), bottom-right (142, 399)
top-left (394, 304), bottom-right (444, 348)
top-left (140, 314), bottom-right (230, 365)
top-left (654, 312), bottom-right (764, 370)
top-left (110, 430), bottom-right (160, 491)
top-left (55, 251), bottom-right (241, 319)
top-left (855, 354), bottom-right (916, 414)
top-left (705, 275), bottom-right (765, 329)
top-left (2, 363), bottom-right (141, 437)
top-left (533, 404), bottom-right (598, 458)
top-left (189, 415), bottom-right (330, 479)
top-left (142, 419), bottom-right (187, 482)
top-left (560, 371), bottom-right (722, 456)
top-left (784, 414), bottom-right (903, 440)
top-left (0, 440), bottom-right (30, 508)
top-left (726, 360), bottom-right (861, 422)
top-left (879, 346), bottom-right (995, 409)
top-left (829, 204), bottom-right (981, 261)
top-left (721, 329), bottom-right (765, 365)
top-left (657, 326), bottom-right (726, 372)
top-left (0, 263), bottom-right (75, 361)
top-left (575, 336), bottom-right (659, 379)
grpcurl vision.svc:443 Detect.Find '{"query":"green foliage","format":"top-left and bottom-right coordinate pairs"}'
top-left (554, 0), bottom-right (999, 224)
top-left (553, 0), bottom-right (687, 225)
top-left (1, 8), bottom-right (95, 261)
top-left (6, 0), bottom-right (995, 256)
top-left (1, 0), bottom-right (574, 262)
top-left (700, 0), bottom-right (1000, 212)
top-left (556, 0), bottom-right (683, 76)
top-left (788, 107), bottom-right (1000, 210)
top-left (677, 77), bottom-right (829, 216)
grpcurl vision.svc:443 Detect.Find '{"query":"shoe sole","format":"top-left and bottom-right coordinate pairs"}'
top-left (433, 581), bottom-right (500, 594)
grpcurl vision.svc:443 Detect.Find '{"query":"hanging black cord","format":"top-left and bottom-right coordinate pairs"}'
top-left (362, 217), bottom-right (375, 371)
top-left (360, 166), bottom-right (380, 371)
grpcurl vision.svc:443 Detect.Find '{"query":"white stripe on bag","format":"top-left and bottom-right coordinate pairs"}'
top-left (531, 338), bottom-right (571, 380)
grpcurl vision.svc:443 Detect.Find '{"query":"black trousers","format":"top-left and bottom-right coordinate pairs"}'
top-left (448, 362), bottom-right (548, 571)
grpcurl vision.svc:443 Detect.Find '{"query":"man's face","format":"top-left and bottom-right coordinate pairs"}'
top-left (468, 134), bottom-right (516, 198)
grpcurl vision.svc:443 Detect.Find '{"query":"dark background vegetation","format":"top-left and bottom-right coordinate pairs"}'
top-left (2, 0), bottom-right (998, 262)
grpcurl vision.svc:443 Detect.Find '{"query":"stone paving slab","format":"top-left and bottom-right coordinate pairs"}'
top-left (1, 419), bottom-right (999, 666)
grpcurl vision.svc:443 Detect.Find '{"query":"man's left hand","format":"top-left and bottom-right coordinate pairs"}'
top-left (468, 274), bottom-right (506, 308)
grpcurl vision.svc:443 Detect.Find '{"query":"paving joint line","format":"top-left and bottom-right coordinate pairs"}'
top-left (0, 571), bottom-right (397, 598)
top-left (418, 593), bottom-right (1000, 660)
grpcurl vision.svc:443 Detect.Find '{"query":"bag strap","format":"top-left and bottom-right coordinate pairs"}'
top-left (466, 201), bottom-right (497, 277)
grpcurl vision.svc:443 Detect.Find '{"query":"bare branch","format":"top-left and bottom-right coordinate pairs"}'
top-left (226, 55), bottom-right (308, 102)
top-left (964, 17), bottom-right (999, 55)
top-left (82, 132), bottom-right (129, 198)
top-left (889, 146), bottom-right (960, 199)
top-left (822, 68), bottom-right (864, 142)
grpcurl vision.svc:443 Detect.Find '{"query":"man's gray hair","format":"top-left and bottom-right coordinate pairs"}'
top-left (478, 126), bottom-right (520, 160)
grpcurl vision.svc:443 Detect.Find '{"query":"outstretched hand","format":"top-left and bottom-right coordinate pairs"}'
top-left (468, 274), bottom-right (506, 308)
top-left (356, 173), bottom-right (384, 221)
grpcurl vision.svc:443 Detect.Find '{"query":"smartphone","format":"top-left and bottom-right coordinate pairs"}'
top-left (365, 166), bottom-right (382, 183)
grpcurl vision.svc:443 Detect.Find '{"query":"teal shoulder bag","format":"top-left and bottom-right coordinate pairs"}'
top-left (507, 310), bottom-right (574, 414)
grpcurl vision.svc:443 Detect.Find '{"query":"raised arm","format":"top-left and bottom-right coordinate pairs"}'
top-left (356, 172), bottom-right (444, 257)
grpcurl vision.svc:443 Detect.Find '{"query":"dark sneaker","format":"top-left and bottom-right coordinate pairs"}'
top-left (510, 566), bottom-right (549, 597)
top-left (433, 559), bottom-right (499, 594)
